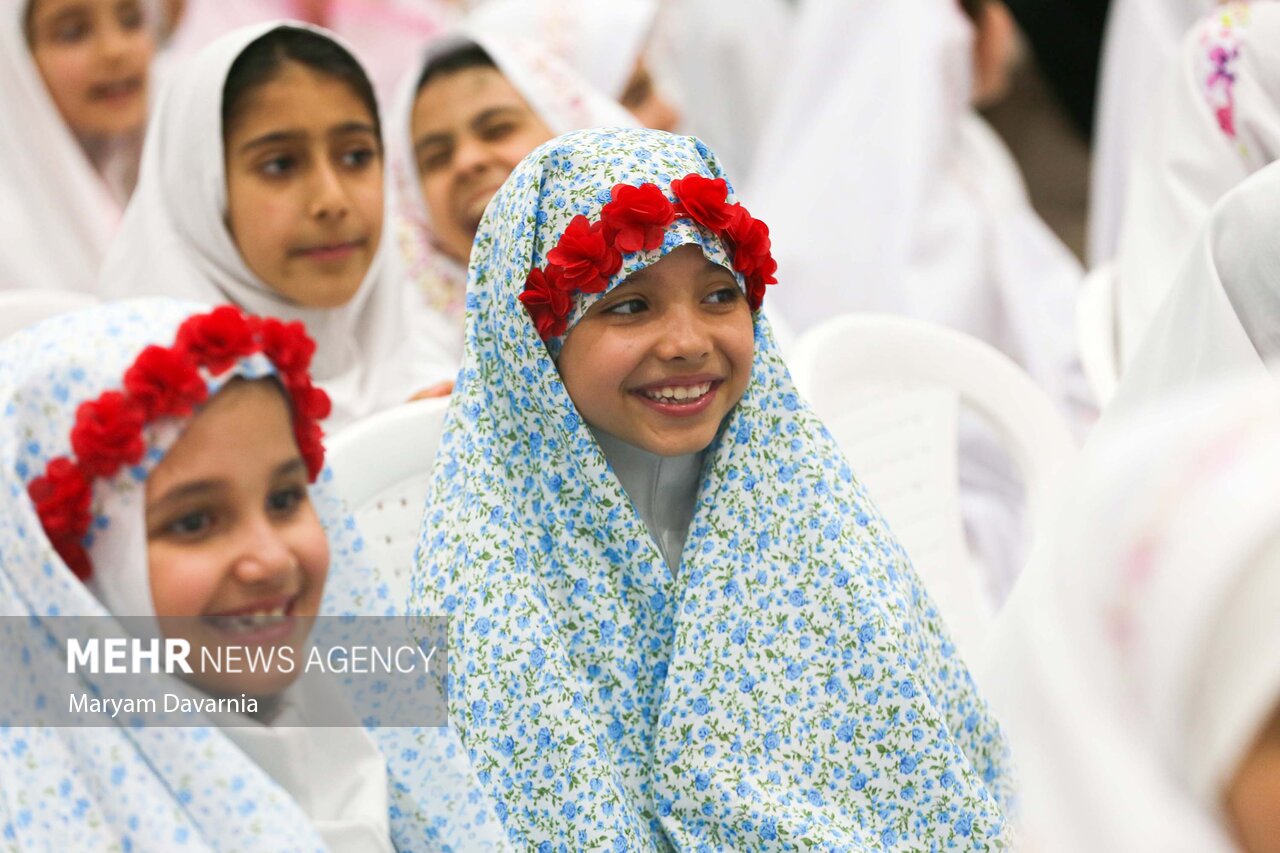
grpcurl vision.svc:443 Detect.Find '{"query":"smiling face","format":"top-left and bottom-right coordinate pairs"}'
top-left (412, 65), bottom-right (554, 264)
top-left (224, 60), bottom-right (383, 308)
top-left (146, 379), bottom-right (329, 698)
top-left (26, 0), bottom-right (154, 138)
top-left (557, 244), bottom-right (755, 457)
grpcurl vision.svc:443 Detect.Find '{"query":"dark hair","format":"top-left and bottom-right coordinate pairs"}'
top-left (415, 41), bottom-right (497, 95)
top-left (222, 27), bottom-right (381, 140)
top-left (959, 0), bottom-right (984, 23)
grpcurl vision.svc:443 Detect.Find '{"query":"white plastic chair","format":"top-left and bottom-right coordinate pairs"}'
top-left (788, 314), bottom-right (1077, 657)
top-left (0, 291), bottom-right (99, 339)
top-left (325, 397), bottom-right (451, 606)
top-left (1076, 261), bottom-right (1120, 405)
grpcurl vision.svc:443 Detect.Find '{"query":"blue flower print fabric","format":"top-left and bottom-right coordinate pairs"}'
top-left (411, 128), bottom-right (1013, 851)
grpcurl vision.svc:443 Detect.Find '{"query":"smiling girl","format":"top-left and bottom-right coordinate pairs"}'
top-left (101, 23), bottom-right (456, 427)
top-left (1, 0), bottom-right (154, 292)
top-left (0, 299), bottom-right (500, 850)
top-left (411, 127), bottom-right (1012, 850)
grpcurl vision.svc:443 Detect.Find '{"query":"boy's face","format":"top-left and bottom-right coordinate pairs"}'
top-left (27, 0), bottom-right (153, 138)
top-left (411, 65), bottom-right (554, 264)
top-left (223, 61), bottom-right (384, 309)
top-left (145, 379), bottom-right (329, 698)
top-left (558, 244), bottom-right (755, 457)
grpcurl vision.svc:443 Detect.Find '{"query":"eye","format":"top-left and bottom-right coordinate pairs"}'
top-left (705, 285), bottom-right (741, 305)
top-left (419, 148), bottom-right (451, 174)
top-left (340, 146), bottom-right (378, 170)
top-left (267, 485), bottom-right (306, 516)
top-left (117, 1), bottom-right (145, 29)
top-left (603, 296), bottom-right (648, 316)
top-left (51, 18), bottom-right (91, 43)
top-left (258, 154), bottom-right (297, 178)
top-left (479, 121), bottom-right (517, 142)
top-left (165, 510), bottom-right (215, 539)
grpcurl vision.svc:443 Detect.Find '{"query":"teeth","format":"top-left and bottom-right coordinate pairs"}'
top-left (210, 604), bottom-right (289, 633)
top-left (643, 382), bottom-right (712, 403)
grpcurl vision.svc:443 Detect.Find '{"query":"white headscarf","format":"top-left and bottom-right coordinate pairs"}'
top-left (100, 22), bottom-right (456, 429)
top-left (1112, 1), bottom-right (1280, 369)
top-left (1107, 155), bottom-right (1280, 423)
top-left (983, 374), bottom-right (1280, 851)
top-left (390, 29), bottom-right (635, 337)
top-left (1089, 0), bottom-right (1230, 266)
top-left (0, 0), bottom-right (143, 293)
top-left (747, 0), bottom-right (1087, 421)
top-left (466, 0), bottom-right (657, 100)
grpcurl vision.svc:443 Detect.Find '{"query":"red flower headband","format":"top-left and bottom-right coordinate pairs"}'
top-left (518, 173), bottom-right (779, 340)
top-left (26, 306), bottom-right (332, 581)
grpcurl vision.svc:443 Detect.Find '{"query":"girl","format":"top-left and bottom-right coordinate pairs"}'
top-left (0, 298), bottom-right (501, 851)
top-left (411, 127), bottom-right (1012, 849)
top-left (1110, 2), bottom-right (1279, 370)
top-left (100, 23), bottom-right (456, 429)
top-left (466, 0), bottom-right (681, 132)
top-left (392, 30), bottom-right (633, 342)
top-left (985, 376), bottom-right (1280, 852)
top-left (1, 0), bottom-right (154, 292)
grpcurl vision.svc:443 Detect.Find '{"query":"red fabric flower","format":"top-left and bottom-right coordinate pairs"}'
top-left (286, 377), bottom-right (333, 422)
top-left (519, 267), bottom-right (572, 339)
top-left (70, 392), bottom-right (146, 478)
top-left (123, 345), bottom-right (208, 419)
top-left (260, 318), bottom-right (317, 381)
top-left (600, 183), bottom-right (675, 253)
top-left (725, 205), bottom-right (778, 286)
top-left (293, 418), bottom-right (326, 480)
top-left (175, 305), bottom-right (259, 374)
top-left (27, 457), bottom-right (93, 580)
top-left (671, 174), bottom-right (734, 231)
top-left (546, 215), bottom-right (622, 294)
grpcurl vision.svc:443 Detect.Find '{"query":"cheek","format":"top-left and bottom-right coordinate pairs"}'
top-left (295, 510), bottom-right (331, 600)
top-left (352, 173), bottom-right (384, 235)
top-left (502, 129), bottom-right (553, 168)
top-left (227, 181), bottom-right (296, 271)
top-left (33, 46), bottom-right (91, 107)
top-left (147, 544), bottom-right (223, 617)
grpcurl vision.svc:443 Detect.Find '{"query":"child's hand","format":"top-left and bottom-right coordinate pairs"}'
top-left (409, 381), bottom-right (454, 400)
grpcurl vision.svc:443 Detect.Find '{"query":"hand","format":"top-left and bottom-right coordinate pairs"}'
top-left (409, 381), bottom-right (454, 401)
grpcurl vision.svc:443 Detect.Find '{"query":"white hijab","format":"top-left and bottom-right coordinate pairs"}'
top-left (1112, 1), bottom-right (1280, 369)
top-left (1107, 156), bottom-right (1280, 423)
top-left (100, 22), bottom-right (456, 428)
top-left (0, 0), bottom-right (141, 293)
top-left (1089, 0), bottom-right (1230, 266)
top-left (747, 0), bottom-right (1087, 421)
top-left (983, 374), bottom-right (1280, 851)
top-left (466, 0), bottom-right (657, 100)
top-left (390, 29), bottom-right (635, 338)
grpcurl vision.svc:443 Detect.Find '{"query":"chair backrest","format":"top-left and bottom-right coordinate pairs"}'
top-left (325, 397), bottom-right (451, 605)
top-left (788, 314), bottom-right (1077, 655)
top-left (0, 291), bottom-right (99, 339)
top-left (1076, 262), bottom-right (1120, 405)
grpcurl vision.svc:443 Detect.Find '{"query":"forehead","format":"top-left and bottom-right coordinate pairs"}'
top-left (28, 0), bottom-right (117, 21)
top-left (225, 60), bottom-right (374, 142)
top-left (412, 66), bottom-right (534, 136)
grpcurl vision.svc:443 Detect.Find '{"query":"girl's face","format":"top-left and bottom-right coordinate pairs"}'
top-left (1225, 703), bottom-right (1280, 853)
top-left (619, 59), bottom-right (680, 133)
top-left (412, 65), bottom-right (554, 264)
top-left (558, 244), bottom-right (754, 457)
top-left (26, 0), bottom-right (154, 138)
top-left (224, 60), bottom-right (383, 309)
top-left (145, 379), bottom-right (329, 698)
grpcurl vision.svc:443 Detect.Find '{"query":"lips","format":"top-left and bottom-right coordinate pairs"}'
top-left (292, 239), bottom-right (366, 263)
top-left (88, 76), bottom-right (143, 104)
top-left (631, 376), bottom-right (723, 417)
top-left (203, 595), bottom-right (296, 635)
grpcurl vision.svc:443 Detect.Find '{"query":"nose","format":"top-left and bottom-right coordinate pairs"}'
top-left (231, 516), bottom-right (298, 587)
top-left (99, 18), bottom-right (140, 63)
top-left (450, 136), bottom-right (493, 185)
top-left (654, 301), bottom-right (712, 363)
top-left (308, 160), bottom-right (350, 221)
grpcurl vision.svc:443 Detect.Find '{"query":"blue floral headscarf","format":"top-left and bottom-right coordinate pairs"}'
top-left (0, 299), bottom-right (501, 852)
top-left (412, 128), bottom-right (1012, 850)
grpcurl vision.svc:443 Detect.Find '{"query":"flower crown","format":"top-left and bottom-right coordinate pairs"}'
top-left (518, 173), bottom-right (779, 340)
top-left (26, 306), bottom-right (332, 582)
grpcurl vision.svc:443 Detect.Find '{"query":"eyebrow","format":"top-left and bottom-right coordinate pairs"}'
top-left (237, 122), bottom-right (378, 156)
top-left (148, 458), bottom-right (307, 508)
